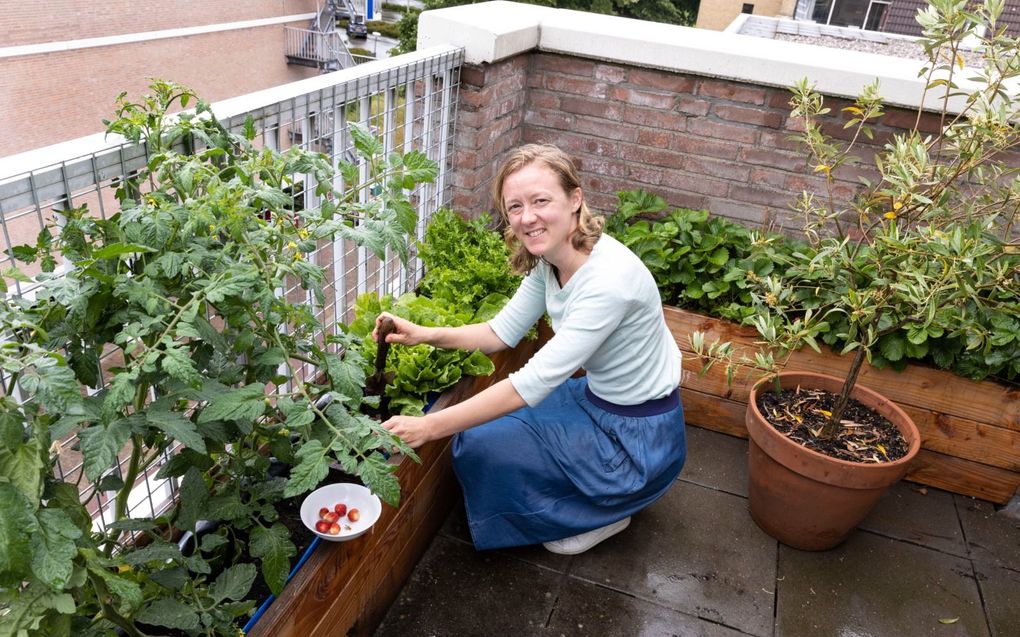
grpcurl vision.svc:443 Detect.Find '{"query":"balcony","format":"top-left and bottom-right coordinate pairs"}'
top-left (1, 2), bottom-right (1017, 636)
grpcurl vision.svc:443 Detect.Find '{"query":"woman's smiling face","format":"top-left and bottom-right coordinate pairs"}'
top-left (502, 161), bottom-right (583, 265)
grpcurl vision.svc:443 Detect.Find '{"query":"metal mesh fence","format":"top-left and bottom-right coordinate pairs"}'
top-left (0, 45), bottom-right (463, 532)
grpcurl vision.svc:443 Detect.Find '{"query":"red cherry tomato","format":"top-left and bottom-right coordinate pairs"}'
top-left (347, 508), bottom-right (360, 522)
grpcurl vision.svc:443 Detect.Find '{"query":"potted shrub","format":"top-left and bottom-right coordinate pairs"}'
top-left (696, 0), bottom-right (1019, 550)
top-left (0, 81), bottom-right (435, 635)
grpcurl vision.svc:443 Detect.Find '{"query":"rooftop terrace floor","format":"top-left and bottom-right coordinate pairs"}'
top-left (374, 425), bottom-right (1020, 636)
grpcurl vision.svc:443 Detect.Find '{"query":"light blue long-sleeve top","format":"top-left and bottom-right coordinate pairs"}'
top-left (488, 233), bottom-right (682, 407)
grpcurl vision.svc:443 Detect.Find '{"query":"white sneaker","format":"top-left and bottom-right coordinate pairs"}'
top-left (542, 517), bottom-right (631, 555)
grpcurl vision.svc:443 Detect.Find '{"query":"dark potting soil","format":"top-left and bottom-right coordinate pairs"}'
top-left (756, 386), bottom-right (910, 463)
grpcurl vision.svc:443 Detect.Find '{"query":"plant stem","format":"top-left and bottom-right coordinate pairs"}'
top-left (106, 434), bottom-right (144, 557)
top-left (824, 346), bottom-right (868, 438)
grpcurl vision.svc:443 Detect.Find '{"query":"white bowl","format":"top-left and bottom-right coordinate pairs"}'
top-left (299, 483), bottom-right (382, 542)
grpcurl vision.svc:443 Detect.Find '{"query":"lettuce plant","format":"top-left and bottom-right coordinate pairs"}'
top-left (345, 292), bottom-right (495, 417)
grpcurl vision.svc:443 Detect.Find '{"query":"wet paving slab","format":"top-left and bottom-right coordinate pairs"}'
top-left (859, 480), bottom-right (968, 557)
top-left (374, 426), bottom-right (1018, 637)
top-left (374, 535), bottom-right (565, 636)
top-left (569, 482), bottom-right (777, 636)
top-left (547, 576), bottom-right (748, 637)
top-left (776, 531), bottom-right (987, 636)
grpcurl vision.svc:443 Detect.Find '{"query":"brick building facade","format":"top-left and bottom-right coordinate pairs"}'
top-left (0, 0), bottom-right (320, 156)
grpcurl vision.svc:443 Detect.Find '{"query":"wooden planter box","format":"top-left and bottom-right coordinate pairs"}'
top-left (247, 338), bottom-right (540, 637)
top-left (666, 305), bottom-right (1020, 504)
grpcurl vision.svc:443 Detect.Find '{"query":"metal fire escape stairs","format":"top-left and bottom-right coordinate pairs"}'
top-left (285, 1), bottom-right (356, 71)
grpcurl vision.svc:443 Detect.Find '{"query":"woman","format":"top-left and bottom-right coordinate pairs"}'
top-left (374, 144), bottom-right (686, 554)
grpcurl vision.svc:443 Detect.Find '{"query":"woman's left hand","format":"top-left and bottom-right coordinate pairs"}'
top-left (382, 414), bottom-right (434, 449)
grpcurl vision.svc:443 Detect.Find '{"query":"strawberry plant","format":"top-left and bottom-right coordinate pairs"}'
top-left (0, 80), bottom-right (435, 636)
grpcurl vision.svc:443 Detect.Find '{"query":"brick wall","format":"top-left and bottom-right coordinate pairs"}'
top-left (449, 55), bottom-right (529, 215)
top-left (1, 0), bottom-right (317, 46)
top-left (450, 51), bottom-right (956, 232)
top-left (1, 23), bottom-right (318, 155)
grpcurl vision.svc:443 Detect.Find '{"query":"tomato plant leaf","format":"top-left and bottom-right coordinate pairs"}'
top-left (284, 440), bottom-right (329, 498)
top-left (78, 419), bottom-right (133, 481)
top-left (210, 563), bottom-right (256, 603)
top-left (0, 483), bottom-right (37, 587)
top-left (146, 410), bottom-right (206, 454)
top-left (197, 384), bottom-right (266, 425)
top-left (176, 467), bottom-right (209, 534)
top-left (250, 523), bottom-right (296, 596)
top-left (31, 508), bottom-right (81, 589)
top-left (136, 597), bottom-right (201, 631)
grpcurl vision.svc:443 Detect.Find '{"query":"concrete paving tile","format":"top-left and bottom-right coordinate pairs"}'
top-left (548, 576), bottom-right (749, 637)
top-left (439, 499), bottom-right (574, 573)
top-left (680, 425), bottom-right (749, 497)
top-left (374, 535), bottom-right (563, 637)
top-left (973, 560), bottom-right (1020, 637)
top-left (569, 481), bottom-right (777, 637)
top-left (956, 495), bottom-right (1020, 572)
top-left (776, 532), bottom-right (987, 637)
top-left (859, 481), bottom-right (967, 557)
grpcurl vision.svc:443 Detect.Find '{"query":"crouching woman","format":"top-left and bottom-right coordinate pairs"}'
top-left (375, 143), bottom-right (686, 554)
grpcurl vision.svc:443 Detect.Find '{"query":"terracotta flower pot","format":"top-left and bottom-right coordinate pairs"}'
top-left (745, 371), bottom-right (922, 551)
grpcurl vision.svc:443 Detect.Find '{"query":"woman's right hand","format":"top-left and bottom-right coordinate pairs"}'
top-left (372, 312), bottom-right (428, 347)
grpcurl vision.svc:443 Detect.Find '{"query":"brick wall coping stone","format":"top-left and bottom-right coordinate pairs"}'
top-left (0, 13), bottom-right (318, 60)
top-left (418, 0), bottom-right (1017, 113)
top-left (0, 44), bottom-right (462, 179)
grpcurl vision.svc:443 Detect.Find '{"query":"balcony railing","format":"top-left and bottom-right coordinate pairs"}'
top-left (285, 25), bottom-right (356, 70)
top-left (0, 44), bottom-right (464, 531)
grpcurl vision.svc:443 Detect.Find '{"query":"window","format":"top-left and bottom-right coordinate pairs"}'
top-left (804, 0), bottom-right (887, 31)
top-left (742, 3), bottom-right (755, 13)
top-left (864, 0), bottom-right (890, 31)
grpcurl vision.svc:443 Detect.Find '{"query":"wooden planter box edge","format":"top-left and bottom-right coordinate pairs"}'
top-left (666, 305), bottom-right (1020, 504)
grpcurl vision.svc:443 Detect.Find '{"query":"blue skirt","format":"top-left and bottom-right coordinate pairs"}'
top-left (451, 377), bottom-right (687, 550)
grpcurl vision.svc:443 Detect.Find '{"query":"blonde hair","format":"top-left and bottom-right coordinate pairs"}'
top-left (491, 144), bottom-right (604, 274)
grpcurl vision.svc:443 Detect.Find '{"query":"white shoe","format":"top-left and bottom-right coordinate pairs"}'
top-left (542, 517), bottom-right (631, 555)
